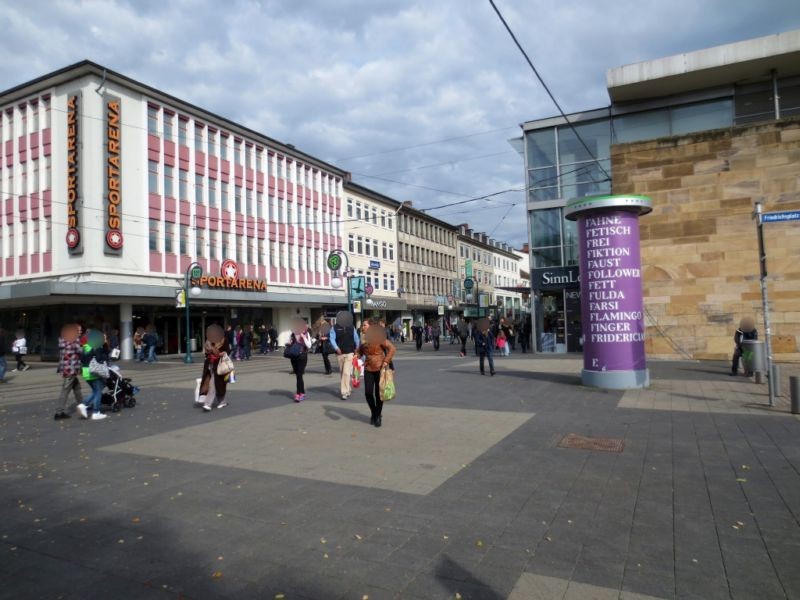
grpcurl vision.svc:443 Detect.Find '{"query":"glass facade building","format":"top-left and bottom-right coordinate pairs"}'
top-left (524, 74), bottom-right (800, 352)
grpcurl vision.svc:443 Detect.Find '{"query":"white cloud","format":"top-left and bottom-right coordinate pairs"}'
top-left (1, 0), bottom-right (798, 245)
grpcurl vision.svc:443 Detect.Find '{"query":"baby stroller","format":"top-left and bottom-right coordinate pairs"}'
top-left (101, 367), bottom-right (139, 412)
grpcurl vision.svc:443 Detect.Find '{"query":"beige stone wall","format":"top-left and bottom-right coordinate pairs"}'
top-left (612, 117), bottom-right (800, 362)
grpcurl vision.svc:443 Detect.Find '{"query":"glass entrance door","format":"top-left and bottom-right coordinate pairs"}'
top-left (537, 291), bottom-right (566, 352)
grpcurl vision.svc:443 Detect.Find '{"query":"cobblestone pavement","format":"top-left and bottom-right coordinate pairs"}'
top-left (1, 344), bottom-right (799, 599)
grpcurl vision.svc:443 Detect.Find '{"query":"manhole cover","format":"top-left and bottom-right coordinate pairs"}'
top-left (558, 433), bottom-right (624, 453)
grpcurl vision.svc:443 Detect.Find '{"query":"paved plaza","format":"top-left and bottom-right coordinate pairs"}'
top-left (1, 345), bottom-right (799, 599)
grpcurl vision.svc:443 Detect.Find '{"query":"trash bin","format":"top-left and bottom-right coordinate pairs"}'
top-left (190, 338), bottom-right (198, 352)
top-left (741, 339), bottom-right (766, 375)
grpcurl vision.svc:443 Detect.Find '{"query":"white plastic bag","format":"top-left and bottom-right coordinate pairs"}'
top-left (194, 378), bottom-right (202, 405)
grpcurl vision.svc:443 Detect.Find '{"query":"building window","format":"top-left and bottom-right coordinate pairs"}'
top-left (347, 198), bottom-right (353, 217)
top-left (195, 174), bottom-right (203, 204)
top-left (389, 244), bottom-right (394, 261)
top-left (365, 239), bottom-right (371, 257)
top-left (208, 178), bottom-right (217, 207)
top-left (148, 106), bottom-right (158, 136)
top-left (180, 224), bottom-right (188, 255)
top-left (179, 118), bottom-right (188, 146)
top-left (209, 230), bottom-right (218, 260)
top-left (246, 188), bottom-right (253, 215)
top-left (196, 225), bottom-right (205, 258)
top-left (163, 112), bottom-right (173, 141)
top-left (148, 160), bottom-right (159, 194)
top-left (221, 181), bottom-right (229, 210)
top-left (164, 165), bottom-right (174, 198)
top-left (194, 123), bottom-right (203, 150)
top-left (235, 186), bottom-right (242, 212)
top-left (235, 140), bottom-right (242, 165)
top-left (357, 236), bottom-right (363, 255)
top-left (179, 169), bottom-right (188, 200)
top-left (164, 221), bottom-right (174, 253)
top-left (348, 234), bottom-right (354, 253)
top-left (373, 240), bottom-right (378, 256)
top-left (220, 135), bottom-right (228, 160)
top-left (207, 129), bottom-right (215, 157)
top-left (149, 219), bottom-right (159, 251)
top-left (382, 242), bottom-right (387, 259)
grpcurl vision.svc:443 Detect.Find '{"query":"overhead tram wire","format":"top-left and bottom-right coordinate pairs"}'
top-left (331, 125), bottom-right (520, 162)
top-left (487, 0), bottom-right (612, 183)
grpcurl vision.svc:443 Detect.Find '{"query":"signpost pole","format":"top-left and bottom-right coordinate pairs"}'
top-left (184, 267), bottom-right (192, 364)
top-left (754, 202), bottom-right (775, 407)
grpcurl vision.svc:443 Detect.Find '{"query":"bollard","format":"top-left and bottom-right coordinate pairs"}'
top-left (791, 376), bottom-right (800, 415)
top-left (771, 364), bottom-right (781, 398)
top-left (755, 371), bottom-right (764, 384)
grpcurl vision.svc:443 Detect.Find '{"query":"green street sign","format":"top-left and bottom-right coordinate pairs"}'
top-left (465, 259), bottom-right (473, 278)
top-left (326, 252), bottom-right (342, 271)
top-left (190, 265), bottom-right (203, 279)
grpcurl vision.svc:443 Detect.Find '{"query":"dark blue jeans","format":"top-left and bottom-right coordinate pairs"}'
top-left (85, 378), bottom-right (104, 412)
top-left (479, 352), bottom-right (495, 374)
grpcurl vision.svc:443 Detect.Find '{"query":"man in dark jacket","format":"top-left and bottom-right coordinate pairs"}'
top-left (731, 317), bottom-right (758, 376)
top-left (412, 324), bottom-right (423, 352)
top-left (475, 325), bottom-right (496, 376)
top-left (329, 311), bottom-right (360, 400)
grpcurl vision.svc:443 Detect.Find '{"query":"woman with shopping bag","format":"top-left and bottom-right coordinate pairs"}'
top-left (355, 317), bottom-right (396, 427)
top-left (197, 324), bottom-right (232, 412)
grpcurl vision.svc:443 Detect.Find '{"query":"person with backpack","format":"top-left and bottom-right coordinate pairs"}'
top-left (731, 316), bottom-right (758, 376)
top-left (143, 326), bottom-right (158, 363)
top-left (329, 311), bottom-right (360, 400)
top-left (286, 319), bottom-right (313, 402)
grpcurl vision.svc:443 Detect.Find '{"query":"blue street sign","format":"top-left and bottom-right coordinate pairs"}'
top-left (762, 211), bottom-right (800, 223)
top-left (369, 260), bottom-right (381, 270)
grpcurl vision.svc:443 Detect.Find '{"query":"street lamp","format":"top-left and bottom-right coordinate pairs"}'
top-left (328, 249), bottom-right (354, 318)
top-left (184, 262), bottom-right (202, 364)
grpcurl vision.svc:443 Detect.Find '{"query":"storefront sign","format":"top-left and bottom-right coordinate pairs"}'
top-left (192, 260), bottom-right (267, 291)
top-left (66, 93), bottom-right (82, 255)
top-left (104, 94), bottom-right (123, 254)
top-left (366, 299), bottom-right (388, 309)
top-left (532, 266), bottom-right (579, 290)
top-left (369, 260), bottom-right (381, 270)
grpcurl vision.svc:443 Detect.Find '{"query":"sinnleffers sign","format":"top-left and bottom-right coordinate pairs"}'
top-left (531, 266), bottom-right (579, 290)
top-left (565, 194), bottom-right (652, 390)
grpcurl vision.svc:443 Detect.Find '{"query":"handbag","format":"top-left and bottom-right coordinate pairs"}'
top-left (379, 366), bottom-right (396, 401)
top-left (351, 355), bottom-right (361, 388)
top-left (283, 342), bottom-right (302, 359)
top-left (88, 357), bottom-right (110, 379)
top-left (217, 352), bottom-right (235, 375)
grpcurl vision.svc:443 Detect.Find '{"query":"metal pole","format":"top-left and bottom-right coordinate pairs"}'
top-left (790, 376), bottom-right (799, 415)
top-left (184, 267), bottom-right (193, 364)
top-left (755, 202), bottom-right (774, 406)
top-left (772, 70), bottom-right (781, 120)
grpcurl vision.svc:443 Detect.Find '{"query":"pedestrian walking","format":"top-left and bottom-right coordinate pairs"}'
top-left (197, 324), bottom-right (232, 412)
top-left (11, 330), bottom-right (30, 371)
top-left (731, 316), bottom-right (758, 376)
top-left (329, 311), bottom-right (360, 400)
top-left (497, 329), bottom-right (509, 357)
top-left (475, 319), bottom-right (496, 376)
top-left (314, 318), bottom-right (333, 375)
top-left (259, 325), bottom-right (269, 354)
top-left (241, 325), bottom-right (253, 361)
top-left (355, 317), bottom-right (396, 427)
top-left (287, 318), bottom-right (313, 402)
top-left (0, 327), bottom-right (8, 383)
top-left (520, 317), bottom-right (531, 353)
top-left (412, 323), bottom-right (423, 352)
top-left (143, 325), bottom-right (158, 363)
top-left (133, 327), bottom-right (145, 361)
top-left (458, 320), bottom-right (469, 357)
top-left (78, 329), bottom-right (109, 421)
top-left (269, 324), bottom-right (278, 352)
top-left (431, 322), bottom-right (441, 351)
top-left (54, 323), bottom-right (84, 420)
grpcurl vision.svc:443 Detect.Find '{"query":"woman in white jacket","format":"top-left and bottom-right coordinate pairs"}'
top-left (11, 331), bottom-right (29, 372)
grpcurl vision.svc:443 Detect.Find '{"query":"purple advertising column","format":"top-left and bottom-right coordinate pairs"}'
top-left (565, 195), bottom-right (652, 389)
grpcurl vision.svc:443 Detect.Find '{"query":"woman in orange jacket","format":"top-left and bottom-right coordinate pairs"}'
top-left (355, 318), bottom-right (396, 427)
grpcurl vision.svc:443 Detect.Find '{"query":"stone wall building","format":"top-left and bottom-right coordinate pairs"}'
top-left (614, 118), bottom-right (800, 360)
top-left (520, 30), bottom-right (800, 359)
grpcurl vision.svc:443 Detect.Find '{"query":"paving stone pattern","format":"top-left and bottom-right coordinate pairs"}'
top-left (1, 346), bottom-right (799, 599)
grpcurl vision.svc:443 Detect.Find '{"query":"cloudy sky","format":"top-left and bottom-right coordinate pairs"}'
top-left (2, 0), bottom-right (799, 246)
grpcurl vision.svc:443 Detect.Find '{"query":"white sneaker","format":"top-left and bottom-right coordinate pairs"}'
top-left (77, 404), bottom-right (88, 419)
top-left (203, 405), bottom-right (212, 412)
top-left (217, 401), bottom-right (228, 409)
top-left (90, 412), bottom-right (107, 421)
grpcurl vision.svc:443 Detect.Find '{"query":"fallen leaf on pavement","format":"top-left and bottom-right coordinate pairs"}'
top-left (131, 517), bottom-right (141, 524)
top-left (212, 571), bottom-right (223, 579)
top-left (736, 478), bottom-right (747, 483)
top-left (354, 534), bottom-right (363, 541)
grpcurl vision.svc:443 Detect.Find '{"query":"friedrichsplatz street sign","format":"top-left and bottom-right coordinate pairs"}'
top-left (761, 210), bottom-right (800, 223)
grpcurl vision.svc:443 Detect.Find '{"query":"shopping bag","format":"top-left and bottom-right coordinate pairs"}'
top-left (380, 366), bottom-right (396, 401)
top-left (217, 352), bottom-right (235, 375)
top-left (351, 356), bottom-right (361, 389)
top-left (194, 378), bottom-right (202, 405)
